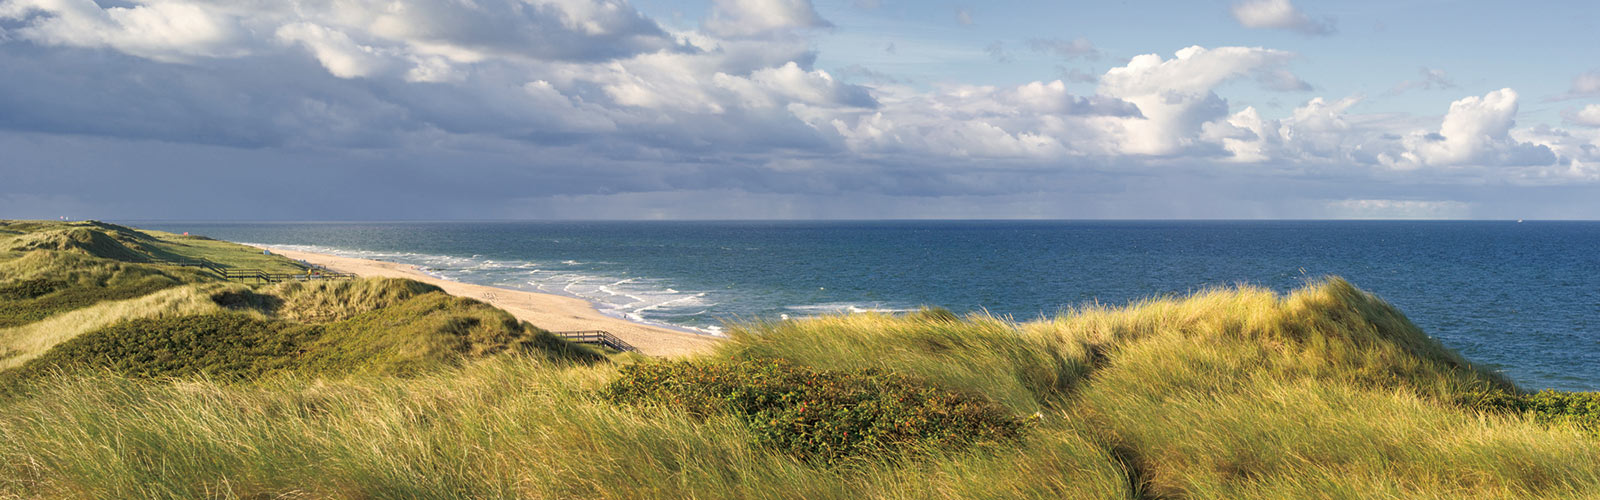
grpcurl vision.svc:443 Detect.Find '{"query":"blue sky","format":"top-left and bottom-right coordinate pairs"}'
top-left (1, 0), bottom-right (1597, 219)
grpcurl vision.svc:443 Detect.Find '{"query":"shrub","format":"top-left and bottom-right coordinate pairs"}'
top-left (0, 278), bottom-right (60, 300)
top-left (1, 313), bottom-right (317, 393)
top-left (1467, 389), bottom-right (1600, 437)
top-left (603, 359), bottom-right (1029, 464)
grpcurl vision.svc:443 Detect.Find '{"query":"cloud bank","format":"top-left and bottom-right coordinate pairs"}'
top-left (0, 0), bottom-right (1595, 220)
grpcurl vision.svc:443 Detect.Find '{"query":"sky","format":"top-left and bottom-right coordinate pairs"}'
top-left (1, 0), bottom-right (1598, 220)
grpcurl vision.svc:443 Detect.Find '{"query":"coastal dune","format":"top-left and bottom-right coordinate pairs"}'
top-left (260, 247), bottom-right (721, 357)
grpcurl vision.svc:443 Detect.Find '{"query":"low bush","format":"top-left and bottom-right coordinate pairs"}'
top-left (1, 313), bottom-right (315, 391)
top-left (1468, 389), bottom-right (1600, 437)
top-left (603, 359), bottom-right (1029, 464)
top-left (0, 279), bottom-right (61, 300)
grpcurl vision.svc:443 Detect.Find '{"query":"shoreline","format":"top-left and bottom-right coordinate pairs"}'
top-left (256, 246), bottom-right (722, 357)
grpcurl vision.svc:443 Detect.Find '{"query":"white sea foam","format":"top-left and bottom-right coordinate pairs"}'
top-left (785, 303), bottom-right (916, 315)
top-left (247, 242), bottom-right (727, 336)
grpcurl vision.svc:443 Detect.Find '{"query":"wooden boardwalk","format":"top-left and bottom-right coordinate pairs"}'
top-left (553, 330), bottom-right (638, 352)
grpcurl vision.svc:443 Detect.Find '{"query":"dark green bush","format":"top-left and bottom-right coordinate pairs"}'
top-left (603, 359), bottom-right (1029, 464)
top-left (0, 278), bottom-right (61, 300)
top-left (1466, 389), bottom-right (1600, 437)
top-left (3, 313), bottom-right (318, 391)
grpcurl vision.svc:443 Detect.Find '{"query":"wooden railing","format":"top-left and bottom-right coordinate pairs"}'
top-left (553, 330), bottom-right (638, 352)
top-left (146, 258), bottom-right (354, 283)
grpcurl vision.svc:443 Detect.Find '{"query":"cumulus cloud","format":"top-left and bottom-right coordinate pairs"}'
top-left (1565, 104), bottom-right (1600, 127)
top-left (0, 0), bottom-right (249, 61)
top-left (703, 0), bottom-right (832, 38)
top-left (1230, 0), bottom-right (1334, 36)
top-left (1203, 95), bottom-right (1367, 163)
top-left (0, 0), bottom-right (683, 70)
top-left (0, 0), bottom-right (1591, 220)
top-left (1387, 89), bottom-right (1556, 168)
top-left (1098, 45), bottom-right (1308, 155)
top-left (1558, 71), bottom-right (1600, 100)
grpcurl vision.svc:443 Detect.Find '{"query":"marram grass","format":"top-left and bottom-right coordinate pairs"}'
top-left (4, 278), bottom-right (1600, 498)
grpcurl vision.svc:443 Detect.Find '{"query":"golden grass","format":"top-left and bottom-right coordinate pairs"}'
top-left (0, 284), bottom-right (237, 370)
top-left (2, 269), bottom-right (1596, 498)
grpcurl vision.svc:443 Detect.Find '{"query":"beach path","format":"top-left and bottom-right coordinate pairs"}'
top-left (260, 247), bottom-right (721, 358)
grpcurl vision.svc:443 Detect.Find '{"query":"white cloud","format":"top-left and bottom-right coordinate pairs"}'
top-left (0, 0), bottom-right (680, 67)
top-left (1389, 88), bottom-right (1556, 168)
top-left (1230, 0), bottom-right (1334, 36)
top-left (1571, 71), bottom-right (1600, 96)
top-left (0, 0), bottom-right (248, 61)
top-left (1565, 104), bottom-right (1600, 127)
top-left (955, 7), bottom-right (973, 26)
top-left (0, 0), bottom-right (1593, 221)
top-left (703, 0), bottom-right (831, 38)
top-left (714, 62), bottom-right (877, 109)
top-left (275, 23), bottom-right (395, 79)
top-left (1325, 199), bottom-right (1470, 219)
top-left (1098, 45), bottom-right (1305, 155)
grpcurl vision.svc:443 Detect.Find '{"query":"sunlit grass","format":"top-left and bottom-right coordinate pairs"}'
top-left (3, 218), bottom-right (1598, 498)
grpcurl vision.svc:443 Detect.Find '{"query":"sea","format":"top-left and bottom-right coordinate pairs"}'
top-left (134, 220), bottom-right (1600, 391)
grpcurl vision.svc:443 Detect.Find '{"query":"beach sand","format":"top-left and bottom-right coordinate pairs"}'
top-left (260, 247), bottom-right (721, 358)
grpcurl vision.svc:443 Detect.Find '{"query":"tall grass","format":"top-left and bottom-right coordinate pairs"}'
top-left (0, 358), bottom-right (1128, 499)
top-left (0, 251), bottom-right (210, 328)
top-left (0, 283), bottom-right (236, 370)
top-left (4, 263), bottom-right (1598, 498)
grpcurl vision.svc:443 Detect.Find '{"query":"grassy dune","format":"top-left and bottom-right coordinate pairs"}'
top-left (1, 220), bottom-right (1598, 499)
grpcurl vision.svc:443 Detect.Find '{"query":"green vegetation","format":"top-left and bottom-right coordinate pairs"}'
top-left (0, 252), bottom-right (201, 328)
top-left (3, 219), bottom-right (1600, 498)
top-left (1470, 389), bottom-right (1600, 438)
top-left (604, 359), bottom-right (1029, 464)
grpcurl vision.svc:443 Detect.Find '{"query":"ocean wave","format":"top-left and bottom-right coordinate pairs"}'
top-left (249, 242), bottom-right (725, 336)
top-left (784, 302), bottom-right (917, 315)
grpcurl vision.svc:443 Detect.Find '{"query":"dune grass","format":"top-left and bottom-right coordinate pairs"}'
top-left (0, 220), bottom-right (311, 331)
top-left (0, 283), bottom-right (237, 370)
top-left (1, 285), bottom-right (604, 393)
top-left (3, 220), bottom-right (1597, 498)
top-left (0, 358), bottom-right (1129, 499)
top-left (0, 252), bottom-right (208, 328)
top-left (0, 220), bottom-right (304, 274)
top-left (4, 278), bottom-right (1600, 498)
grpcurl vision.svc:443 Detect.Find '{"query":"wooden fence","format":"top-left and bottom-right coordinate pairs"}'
top-left (147, 258), bottom-right (354, 283)
top-left (553, 330), bottom-right (638, 352)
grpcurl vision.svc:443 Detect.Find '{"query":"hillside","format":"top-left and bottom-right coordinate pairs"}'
top-left (1, 221), bottom-right (1598, 499)
top-left (0, 221), bottom-right (599, 386)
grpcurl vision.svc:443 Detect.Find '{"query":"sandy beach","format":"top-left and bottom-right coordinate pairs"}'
top-left (259, 247), bottom-right (722, 358)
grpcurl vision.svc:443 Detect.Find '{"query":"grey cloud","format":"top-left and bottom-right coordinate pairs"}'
top-left (1230, 0), bottom-right (1335, 36)
top-left (1026, 37), bottom-right (1099, 60)
top-left (983, 41), bottom-right (1011, 63)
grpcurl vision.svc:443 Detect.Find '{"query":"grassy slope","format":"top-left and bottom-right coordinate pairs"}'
top-left (0, 220), bottom-right (305, 330)
top-left (5, 277), bottom-right (1600, 499)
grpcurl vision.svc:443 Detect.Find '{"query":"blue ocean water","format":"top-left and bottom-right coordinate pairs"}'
top-left (135, 221), bottom-right (1600, 391)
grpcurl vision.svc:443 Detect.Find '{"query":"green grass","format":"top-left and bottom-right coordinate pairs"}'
top-left (0, 220), bottom-right (304, 274)
top-left (0, 251), bottom-right (205, 328)
top-left (2, 286), bottom-right (604, 393)
top-left (0, 220), bottom-right (308, 330)
top-left (4, 218), bottom-right (1600, 498)
top-left (603, 358), bottom-right (1030, 464)
top-left (0, 283), bottom-right (238, 370)
top-left (5, 278), bottom-right (1600, 498)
